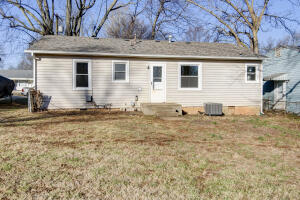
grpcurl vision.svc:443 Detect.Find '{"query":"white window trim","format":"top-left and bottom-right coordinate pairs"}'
top-left (73, 59), bottom-right (92, 90)
top-left (112, 60), bottom-right (129, 82)
top-left (245, 64), bottom-right (259, 83)
top-left (178, 62), bottom-right (202, 90)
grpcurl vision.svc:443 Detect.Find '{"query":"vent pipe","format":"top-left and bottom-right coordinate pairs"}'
top-left (58, 25), bottom-right (63, 33)
top-left (168, 35), bottom-right (172, 43)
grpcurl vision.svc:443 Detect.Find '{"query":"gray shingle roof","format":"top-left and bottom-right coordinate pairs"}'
top-left (27, 35), bottom-right (262, 60)
top-left (0, 70), bottom-right (33, 79)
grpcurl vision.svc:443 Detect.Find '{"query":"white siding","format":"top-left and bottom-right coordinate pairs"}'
top-left (92, 59), bottom-right (149, 107)
top-left (166, 61), bottom-right (261, 106)
top-left (36, 56), bottom-right (261, 109)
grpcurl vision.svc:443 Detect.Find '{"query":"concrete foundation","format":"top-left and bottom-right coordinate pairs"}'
top-left (182, 106), bottom-right (261, 115)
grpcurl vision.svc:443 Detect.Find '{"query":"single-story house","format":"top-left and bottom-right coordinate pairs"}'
top-left (25, 35), bottom-right (264, 115)
top-left (263, 46), bottom-right (300, 114)
top-left (0, 69), bottom-right (33, 91)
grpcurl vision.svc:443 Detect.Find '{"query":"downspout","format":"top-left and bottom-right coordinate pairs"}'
top-left (260, 64), bottom-right (264, 115)
top-left (31, 53), bottom-right (37, 90)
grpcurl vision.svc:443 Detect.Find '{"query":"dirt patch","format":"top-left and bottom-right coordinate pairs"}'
top-left (42, 141), bottom-right (78, 148)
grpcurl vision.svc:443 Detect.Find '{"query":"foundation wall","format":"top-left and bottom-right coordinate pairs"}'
top-left (183, 106), bottom-right (261, 115)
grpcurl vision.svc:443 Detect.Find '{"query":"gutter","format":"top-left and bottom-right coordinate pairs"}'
top-left (25, 50), bottom-right (264, 61)
top-left (8, 78), bottom-right (33, 81)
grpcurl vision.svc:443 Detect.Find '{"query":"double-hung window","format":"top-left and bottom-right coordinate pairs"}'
top-left (178, 63), bottom-right (202, 90)
top-left (73, 59), bottom-right (92, 90)
top-left (112, 61), bottom-right (129, 82)
top-left (245, 64), bottom-right (259, 83)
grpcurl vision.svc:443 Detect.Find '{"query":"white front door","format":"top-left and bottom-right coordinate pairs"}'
top-left (150, 63), bottom-right (166, 103)
top-left (274, 81), bottom-right (286, 110)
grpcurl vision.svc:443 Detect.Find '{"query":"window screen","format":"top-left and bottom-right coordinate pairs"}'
top-left (180, 65), bottom-right (198, 88)
top-left (247, 66), bottom-right (256, 81)
top-left (75, 62), bottom-right (89, 88)
top-left (114, 63), bottom-right (127, 81)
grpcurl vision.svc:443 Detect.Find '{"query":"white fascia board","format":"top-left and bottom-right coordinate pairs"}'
top-left (25, 50), bottom-right (264, 61)
top-left (9, 78), bottom-right (33, 81)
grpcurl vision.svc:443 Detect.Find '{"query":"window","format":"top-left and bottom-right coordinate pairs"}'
top-left (153, 66), bottom-right (162, 83)
top-left (245, 64), bottom-right (259, 83)
top-left (73, 59), bottom-right (91, 90)
top-left (112, 61), bottom-right (129, 82)
top-left (178, 63), bottom-right (202, 90)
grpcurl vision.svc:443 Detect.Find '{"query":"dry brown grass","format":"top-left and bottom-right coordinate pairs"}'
top-left (0, 105), bottom-right (299, 199)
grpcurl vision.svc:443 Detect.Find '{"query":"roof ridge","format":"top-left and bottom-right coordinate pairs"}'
top-left (42, 35), bottom-right (241, 46)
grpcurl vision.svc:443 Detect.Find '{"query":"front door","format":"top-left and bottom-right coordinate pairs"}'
top-left (274, 81), bottom-right (286, 110)
top-left (150, 63), bottom-right (166, 103)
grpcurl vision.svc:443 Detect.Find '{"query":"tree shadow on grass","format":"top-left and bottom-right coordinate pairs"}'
top-left (1, 110), bottom-right (135, 127)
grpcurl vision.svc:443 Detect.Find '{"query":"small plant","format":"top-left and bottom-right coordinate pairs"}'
top-left (210, 133), bottom-right (223, 139)
top-left (1, 163), bottom-right (12, 171)
top-left (257, 136), bottom-right (265, 141)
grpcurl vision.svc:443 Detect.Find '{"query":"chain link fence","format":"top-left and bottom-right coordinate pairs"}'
top-left (264, 98), bottom-right (300, 115)
top-left (287, 101), bottom-right (300, 115)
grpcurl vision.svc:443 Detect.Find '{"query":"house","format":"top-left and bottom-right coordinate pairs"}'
top-left (263, 46), bottom-right (300, 114)
top-left (0, 69), bottom-right (33, 91)
top-left (25, 35), bottom-right (263, 115)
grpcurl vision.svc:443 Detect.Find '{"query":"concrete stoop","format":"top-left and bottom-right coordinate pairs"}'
top-left (141, 103), bottom-right (182, 117)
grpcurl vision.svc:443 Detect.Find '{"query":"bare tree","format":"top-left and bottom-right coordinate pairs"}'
top-left (0, 45), bottom-right (3, 69)
top-left (261, 32), bottom-right (300, 54)
top-left (184, 25), bottom-right (221, 42)
top-left (187, 0), bottom-right (300, 54)
top-left (65, 0), bottom-right (97, 36)
top-left (91, 0), bottom-right (130, 37)
top-left (0, 0), bottom-right (127, 39)
top-left (105, 1), bottom-right (151, 39)
top-left (0, 0), bottom-right (56, 38)
top-left (106, 14), bottom-right (151, 39)
top-left (16, 53), bottom-right (33, 70)
top-left (146, 0), bottom-right (191, 40)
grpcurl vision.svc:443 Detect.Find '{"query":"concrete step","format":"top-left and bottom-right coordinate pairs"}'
top-left (141, 103), bottom-right (182, 117)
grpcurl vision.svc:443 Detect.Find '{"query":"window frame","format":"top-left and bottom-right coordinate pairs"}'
top-left (178, 62), bottom-right (202, 90)
top-left (245, 64), bottom-right (259, 83)
top-left (72, 59), bottom-right (92, 90)
top-left (112, 60), bottom-right (129, 83)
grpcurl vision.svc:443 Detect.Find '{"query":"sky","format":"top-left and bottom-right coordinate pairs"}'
top-left (0, 0), bottom-right (299, 69)
top-left (257, 1), bottom-right (300, 42)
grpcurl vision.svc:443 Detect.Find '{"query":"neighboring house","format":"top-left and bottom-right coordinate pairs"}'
top-left (0, 69), bottom-right (33, 91)
top-left (263, 46), bottom-right (300, 114)
top-left (25, 35), bottom-right (264, 115)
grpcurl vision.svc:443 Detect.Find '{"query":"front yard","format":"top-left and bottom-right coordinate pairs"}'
top-left (0, 104), bottom-right (299, 199)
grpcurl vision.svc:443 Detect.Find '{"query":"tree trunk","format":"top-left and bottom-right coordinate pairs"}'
top-left (65, 0), bottom-right (72, 36)
top-left (92, 0), bottom-right (119, 37)
top-left (56, 15), bottom-right (59, 35)
top-left (252, 32), bottom-right (259, 54)
top-left (151, 0), bottom-right (164, 40)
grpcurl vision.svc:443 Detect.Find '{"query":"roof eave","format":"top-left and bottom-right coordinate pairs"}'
top-left (25, 50), bottom-right (264, 61)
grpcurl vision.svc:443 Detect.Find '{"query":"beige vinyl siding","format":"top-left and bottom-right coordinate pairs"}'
top-left (166, 61), bottom-right (261, 106)
top-left (36, 57), bottom-right (150, 109)
top-left (92, 59), bottom-right (149, 107)
top-left (36, 56), bottom-right (261, 109)
top-left (36, 58), bottom-right (92, 109)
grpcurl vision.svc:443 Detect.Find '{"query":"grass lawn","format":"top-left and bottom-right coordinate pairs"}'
top-left (0, 104), bottom-right (299, 199)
